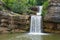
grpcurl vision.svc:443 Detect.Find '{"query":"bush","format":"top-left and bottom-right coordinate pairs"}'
top-left (2, 0), bottom-right (48, 14)
top-left (36, 0), bottom-right (48, 5)
top-left (2, 0), bottom-right (37, 14)
top-left (42, 0), bottom-right (49, 16)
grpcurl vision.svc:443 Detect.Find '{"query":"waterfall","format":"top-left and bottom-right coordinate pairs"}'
top-left (29, 6), bottom-right (43, 35)
top-left (36, 6), bottom-right (43, 15)
top-left (30, 16), bottom-right (42, 33)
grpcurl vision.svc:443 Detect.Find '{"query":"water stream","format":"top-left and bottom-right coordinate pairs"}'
top-left (30, 16), bottom-right (42, 33)
top-left (29, 6), bottom-right (48, 35)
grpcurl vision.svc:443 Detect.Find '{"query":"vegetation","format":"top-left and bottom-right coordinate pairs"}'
top-left (1, 0), bottom-right (48, 14)
top-left (36, 0), bottom-right (48, 5)
top-left (42, 0), bottom-right (49, 16)
top-left (0, 6), bottom-right (3, 11)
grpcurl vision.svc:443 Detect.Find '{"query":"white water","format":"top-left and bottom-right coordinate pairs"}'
top-left (30, 15), bottom-right (42, 34)
top-left (36, 6), bottom-right (43, 15)
top-left (29, 6), bottom-right (48, 35)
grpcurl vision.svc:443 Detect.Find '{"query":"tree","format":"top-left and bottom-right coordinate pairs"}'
top-left (36, 0), bottom-right (48, 5)
top-left (1, 0), bottom-right (48, 14)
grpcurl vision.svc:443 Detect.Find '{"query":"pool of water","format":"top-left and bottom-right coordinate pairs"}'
top-left (0, 33), bottom-right (60, 40)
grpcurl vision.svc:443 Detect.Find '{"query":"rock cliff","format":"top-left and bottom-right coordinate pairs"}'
top-left (43, 0), bottom-right (60, 33)
top-left (0, 1), bottom-right (30, 33)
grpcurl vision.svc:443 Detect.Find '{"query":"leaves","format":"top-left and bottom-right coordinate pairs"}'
top-left (42, 0), bottom-right (49, 16)
top-left (2, 0), bottom-right (47, 14)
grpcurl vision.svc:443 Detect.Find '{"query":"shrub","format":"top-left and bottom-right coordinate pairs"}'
top-left (2, 0), bottom-right (48, 14)
top-left (36, 0), bottom-right (48, 5)
top-left (42, 0), bottom-right (49, 16)
top-left (2, 0), bottom-right (37, 14)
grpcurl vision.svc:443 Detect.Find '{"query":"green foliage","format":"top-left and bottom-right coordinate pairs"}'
top-left (36, 0), bottom-right (48, 5)
top-left (1, 0), bottom-right (48, 14)
top-left (28, 0), bottom-right (37, 6)
top-left (2, 0), bottom-right (37, 14)
top-left (42, 0), bottom-right (49, 16)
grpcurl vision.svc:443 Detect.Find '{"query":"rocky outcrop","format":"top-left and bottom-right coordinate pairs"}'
top-left (0, 1), bottom-right (31, 33)
top-left (43, 0), bottom-right (60, 33)
top-left (0, 11), bottom-right (30, 33)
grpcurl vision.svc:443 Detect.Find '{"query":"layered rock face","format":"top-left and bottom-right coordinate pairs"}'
top-left (43, 0), bottom-right (60, 33)
top-left (0, 11), bottom-right (30, 33)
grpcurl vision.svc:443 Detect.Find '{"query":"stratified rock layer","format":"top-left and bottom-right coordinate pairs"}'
top-left (43, 0), bottom-right (60, 33)
top-left (0, 11), bottom-right (30, 33)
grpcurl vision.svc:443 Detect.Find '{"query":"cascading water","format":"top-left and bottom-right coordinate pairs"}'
top-left (30, 16), bottom-right (42, 33)
top-left (36, 6), bottom-right (43, 15)
top-left (29, 6), bottom-right (43, 35)
top-left (29, 6), bottom-right (48, 35)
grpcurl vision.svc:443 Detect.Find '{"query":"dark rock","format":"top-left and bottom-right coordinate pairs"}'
top-left (30, 6), bottom-right (38, 12)
top-left (43, 22), bottom-right (55, 29)
top-left (57, 24), bottom-right (60, 30)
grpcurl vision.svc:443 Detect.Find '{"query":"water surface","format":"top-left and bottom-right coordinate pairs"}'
top-left (0, 33), bottom-right (60, 40)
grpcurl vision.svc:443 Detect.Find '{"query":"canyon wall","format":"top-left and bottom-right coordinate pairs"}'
top-left (43, 0), bottom-right (60, 33)
top-left (0, 11), bottom-right (30, 33)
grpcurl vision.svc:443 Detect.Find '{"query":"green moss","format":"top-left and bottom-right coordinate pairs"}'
top-left (42, 0), bottom-right (49, 16)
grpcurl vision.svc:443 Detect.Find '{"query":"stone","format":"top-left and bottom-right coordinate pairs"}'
top-left (2, 31), bottom-right (9, 33)
top-left (43, 0), bottom-right (60, 33)
top-left (44, 1), bottom-right (60, 23)
top-left (44, 29), bottom-right (52, 33)
top-left (14, 29), bottom-right (20, 33)
top-left (19, 30), bottom-right (26, 32)
top-left (43, 22), bottom-right (55, 29)
top-left (57, 24), bottom-right (60, 30)
top-left (49, 0), bottom-right (60, 3)
top-left (0, 3), bottom-right (30, 33)
top-left (54, 30), bottom-right (60, 33)
top-left (0, 13), bottom-right (30, 33)
top-left (19, 15), bottom-right (29, 19)
top-left (0, 27), bottom-right (8, 31)
top-left (30, 6), bottom-right (38, 12)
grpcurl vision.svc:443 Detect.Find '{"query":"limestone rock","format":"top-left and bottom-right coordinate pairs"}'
top-left (43, 0), bottom-right (60, 33)
top-left (44, 0), bottom-right (60, 22)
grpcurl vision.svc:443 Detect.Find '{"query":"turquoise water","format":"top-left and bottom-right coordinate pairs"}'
top-left (0, 33), bottom-right (60, 40)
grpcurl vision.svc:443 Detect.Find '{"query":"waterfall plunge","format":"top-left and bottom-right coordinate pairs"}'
top-left (29, 6), bottom-right (48, 35)
top-left (30, 16), bottom-right (42, 33)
